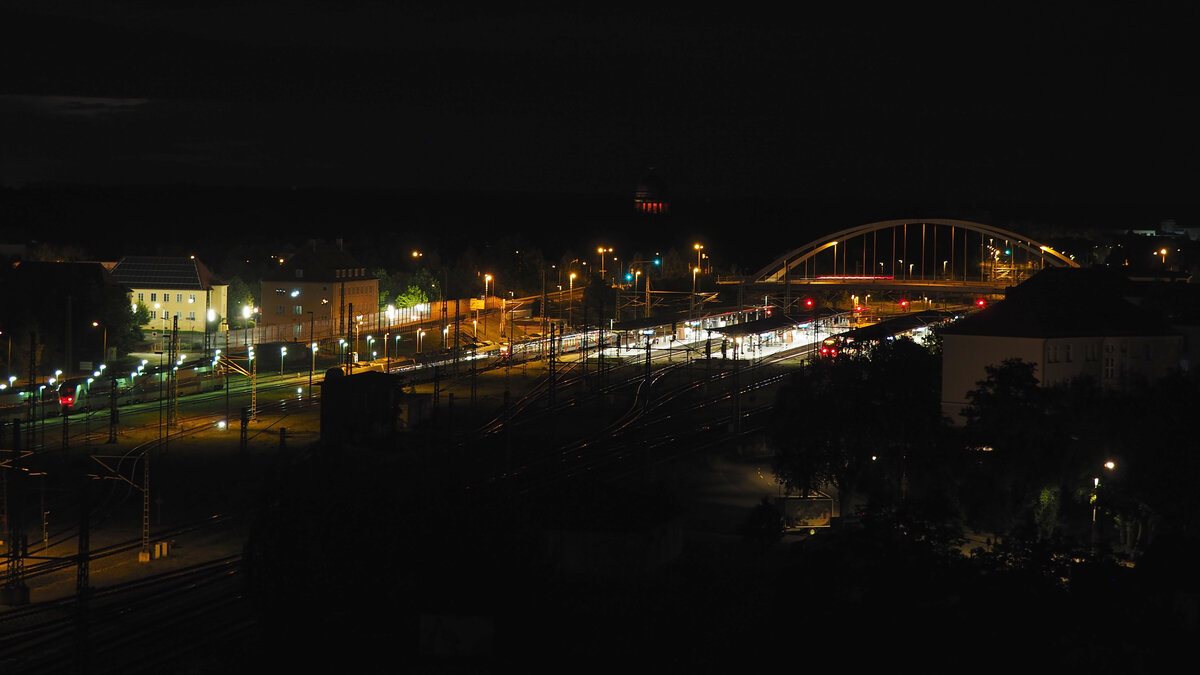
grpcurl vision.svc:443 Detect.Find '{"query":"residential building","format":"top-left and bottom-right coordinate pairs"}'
top-left (940, 267), bottom-right (1187, 424)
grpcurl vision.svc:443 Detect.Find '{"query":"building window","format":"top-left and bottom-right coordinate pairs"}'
top-left (294, 305), bottom-right (303, 315)
top-left (163, 292), bottom-right (171, 303)
top-left (296, 269), bottom-right (304, 279)
top-left (187, 311), bottom-right (196, 321)
top-left (1104, 357), bottom-right (1115, 379)
top-left (1048, 345), bottom-right (1058, 363)
top-left (150, 293), bottom-right (157, 303)
top-left (137, 292), bottom-right (144, 303)
top-left (177, 293), bottom-right (182, 303)
top-left (1064, 344), bottom-right (1072, 362)
top-left (149, 310), bottom-right (157, 319)
top-left (189, 293), bottom-right (196, 303)
top-left (276, 305), bottom-right (285, 315)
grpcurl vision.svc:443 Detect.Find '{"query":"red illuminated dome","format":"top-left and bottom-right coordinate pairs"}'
top-left (634, 168), bottom-right (670, 214)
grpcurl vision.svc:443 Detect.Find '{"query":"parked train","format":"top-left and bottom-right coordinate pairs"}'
top-left (53, 368), bottom-right (222, 414)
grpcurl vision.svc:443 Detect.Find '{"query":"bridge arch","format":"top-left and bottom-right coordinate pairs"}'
top-left (751, 218), bottom-right (1079, 284)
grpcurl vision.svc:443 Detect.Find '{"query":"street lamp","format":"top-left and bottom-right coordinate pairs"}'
top-left (691, 267), bottom-right (700, 319)
top-left (417, 329), bottom-right (426, 353)
top-left (154, 302), bottom-right (166, 349)
top-left (366, 335), bottom-right (375, 361)
top-left (694, 243), bottom-right (704, 270)
top-left (598, 247), bottom-right (611, 279)
top-left (1160, 248), bottom-right (1168, 264)
top-left (92, 321), bottom-right (107, 367)
top-left (484, 273), bottom-right (492, 299)
top-left (1091, 460), bottom-right (1117, 555)
top-left (568, 272), bottom-right (576, 328)
top-left (280, 346), bottom-right (287, 377)
top-left (309, 342), bottom-right (317, 395)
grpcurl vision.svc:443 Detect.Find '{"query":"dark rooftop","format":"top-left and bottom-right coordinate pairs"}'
top-left (942, 267), bottom-right (1179, 338)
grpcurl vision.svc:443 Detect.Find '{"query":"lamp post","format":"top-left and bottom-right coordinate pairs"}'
top-left (568, 272), bottom-right (576, 328)
top-left (242, 305), bottom-right (253, 348)
top-left (597, 247), bottom-right (611, 280)
top-left (92, 321), bottom-right (107, 367)
top-left (694, 243), bottom-right (704, 271)
top-left (1091, 460), bottom-right (1117, 556)
top-left (154, 303), bottom-right (165, 350)
top-left (1160, 248), bottom-right (1168, 264)
top-left (417, 329), bottom-right (426, 354)
top-left (691, 266), bottom-right (700, 319)
top-left (280, 346), bottom-right (287, 377)
top-left (483, 273), bottom-right (492, 340)
top-left (309, 343), bottom-right (317, 396)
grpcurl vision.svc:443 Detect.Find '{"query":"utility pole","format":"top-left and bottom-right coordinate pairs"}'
top-left (547, 322), bottom-right (556, 409)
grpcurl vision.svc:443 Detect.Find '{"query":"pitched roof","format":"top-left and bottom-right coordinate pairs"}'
top-left (942, 267), bottom-right (1179, 338)
top-left (109, 256), bottom-right (224, 290)
top-left (261, 241), bottom-right (373, 283)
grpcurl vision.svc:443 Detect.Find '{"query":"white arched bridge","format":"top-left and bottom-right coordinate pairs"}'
top-left (727, 218), bottom-right (1079, 303)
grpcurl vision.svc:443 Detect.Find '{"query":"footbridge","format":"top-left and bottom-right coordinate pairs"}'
top-left (723, 218), bottom-right (1079, 309)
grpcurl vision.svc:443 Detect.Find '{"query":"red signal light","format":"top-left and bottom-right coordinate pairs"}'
top-left (804, 298), bottom-right (814, 309)
top-left (976, 298), bottom-right (987, 308)
top-left (899, 299), bottom-right (909, 308)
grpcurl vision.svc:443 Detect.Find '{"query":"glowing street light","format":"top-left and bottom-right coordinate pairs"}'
top-left (1160, 248), bottom-right (1168, 264)
top-left (691, 267), bottom-right (700, 319)
top-left (484, 273), bottom-right (493, 299)
top-left (1091, 460), bottom-right (1117, 555)
top-left (92, 320), bottom-right (107, 367)
top-left (694, 243), bottom-right (704, 270)
top-left (309, 342), bottom-right (317, 396)
top-left (568, 272), bottom-right (576, 328)
top-left (598, 247), bottom-right (612, 279)
top-left (280, 346), bottom-right (287, 376)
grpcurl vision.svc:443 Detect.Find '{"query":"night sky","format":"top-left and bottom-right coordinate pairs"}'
top-left (3, 3), bottom-right (1199, 266)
